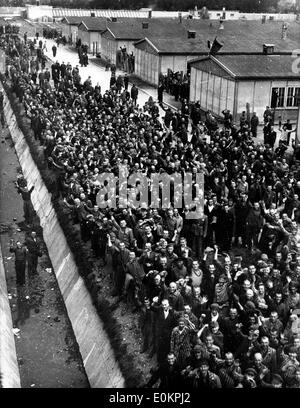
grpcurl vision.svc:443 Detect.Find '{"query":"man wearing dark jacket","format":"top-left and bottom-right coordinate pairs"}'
top-left (246, 202), bottom-right (264, 251)
top-left (146, 353), bottom-right (181, 388)
top-left (10, 239), bottom-right (28, 286)
top-left (25, 230), bottom-right (42, 276)
top-left (151, 298), bottom-right (179, 364)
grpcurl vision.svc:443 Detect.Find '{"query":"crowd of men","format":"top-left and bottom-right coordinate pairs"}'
top-left (1, 30), bottom-right (300, 389)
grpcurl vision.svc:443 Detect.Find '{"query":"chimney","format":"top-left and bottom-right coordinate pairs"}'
top-left (263, 43), bottom-right (274, 54)
top-left (187, 30), bottom-right (196, 39)
top-left (148, 10), bottom-right (152, 18)
top-left (111, 17), bottom-right (117, 22)
top-left (222, 7), bottom-right (226, 20)
top-left (142, 21), bottom-right (149, 29)
top-left (219, 18), bottom-right (224, 29)
top-left (178, 12), bottom-right (182, 23)
top-left (281, 22), bottom-right (288, 39)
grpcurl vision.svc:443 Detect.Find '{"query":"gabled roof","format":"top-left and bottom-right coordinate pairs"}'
top-left (78, 17), bottom-right (109, 32)
top-left (190, 54), bottom-right (300, 80)
top-left (61, 16), bottom-right (84, 25)
top-left (134, 37), bottom-right (207, 55)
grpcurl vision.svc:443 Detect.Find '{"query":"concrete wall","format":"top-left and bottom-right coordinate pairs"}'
top-left (2, 87), bottom-right (125, 388)
top-left (0, 245), bottom-right (21, 388)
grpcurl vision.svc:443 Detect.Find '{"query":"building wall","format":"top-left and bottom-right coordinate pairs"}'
top-left (26, 5), bottom-right (53, 21)
top-left (160, 55), bottom-right (188, 74)
top-left (236, 79), bottom-right (300, 122)
top-left (190, 66), bottom-right (236, 116)
top-left (135, 47), bottom-right (159, 86)
top-left (101, 35), bottom-right (117, 63)
top-left (77, 27), bottom-right (90, 49)
top-left (70, 25), bottom-right (79, 44)
top-left (101, 37), bottom-right (134, 63)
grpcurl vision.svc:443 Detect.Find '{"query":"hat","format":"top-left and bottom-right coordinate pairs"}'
top-left (245, 301), bottom-right (256, 310)
top-left (261, 254), bottom-right (269, 261)
top-left (272, 374), bottom-right (283, 384)
top-left (210, 303), bottom-right (219, 310)
top-left (245, 368), bottom-right (256, 377)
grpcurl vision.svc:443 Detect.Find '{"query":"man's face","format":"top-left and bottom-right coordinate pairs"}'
top-left (169, 283), bottom-right (177, 293)
top-left (167, 354), bottom-right (175, 366)
top-left (254, 355), bottom-right (262, 366)
top-left (270, 312), bottom-right (278, 322)
top-left (167, 246), bottom-right (174, 254)
top-left (129, 252), bottom-right (135, 262)
top-left (293, 338), bottom-right (300, 348)
top-left (193, 261), bottom-right (199, 270)
top-left (249, 265), bottom-right (256, 275)
top-left (154, 275), bottom-right (161, 285)
top-left (225, 354), bottom-right (234, 366)
top-left (209, 265), bottom-right (215, 274)
top-left (200, 363), bottom-right (209, 376)
top-left (162, 300), bottom-right (169, 311)
top-left (229, 309), bottom-right (237, 320)
top-left (160, 257), bottom-right (167, 267)
top-left (120, 220), bottom-right (126, 229)
top-left (205, 337), bottom-right (213, 347)
top-left (243, 280), bottom-right (251, 290)
top-left (178, 320), bottom-right (185, 330)
top-left (246, 290), bottom-right (253, 300)
top-left (289, 352), bottom-right (297, 361)
top-left (261, 338), bottom-right (269, 349)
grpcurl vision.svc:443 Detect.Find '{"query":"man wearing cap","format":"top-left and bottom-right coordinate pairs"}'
top-left (192, 358), bottom-right (222, 389)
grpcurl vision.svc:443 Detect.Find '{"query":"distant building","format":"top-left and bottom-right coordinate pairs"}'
top-left (189, 52), bottom-right (300, 123)
top-left (77, 17), bottom-right (108, 54)
top-left (60, 16), bottom-right (83, 43)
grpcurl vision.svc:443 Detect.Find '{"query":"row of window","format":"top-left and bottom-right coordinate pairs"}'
top-left (271, 86), bottom-right (300, 108)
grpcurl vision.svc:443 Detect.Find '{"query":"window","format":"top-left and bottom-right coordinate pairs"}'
top-left (287, 87), bottom-right (300, 107)
top-left (271, 87), bottom-right (285, 108)
top-left (217, 13), bottom-right (221, 16)
top-left (230, 13), bottom-right (235, 17)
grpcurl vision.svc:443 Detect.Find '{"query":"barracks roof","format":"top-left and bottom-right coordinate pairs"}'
top-left (189, 54), bottom-right (300, 80)
top-left (134, 20), bottom-right (300, 54)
